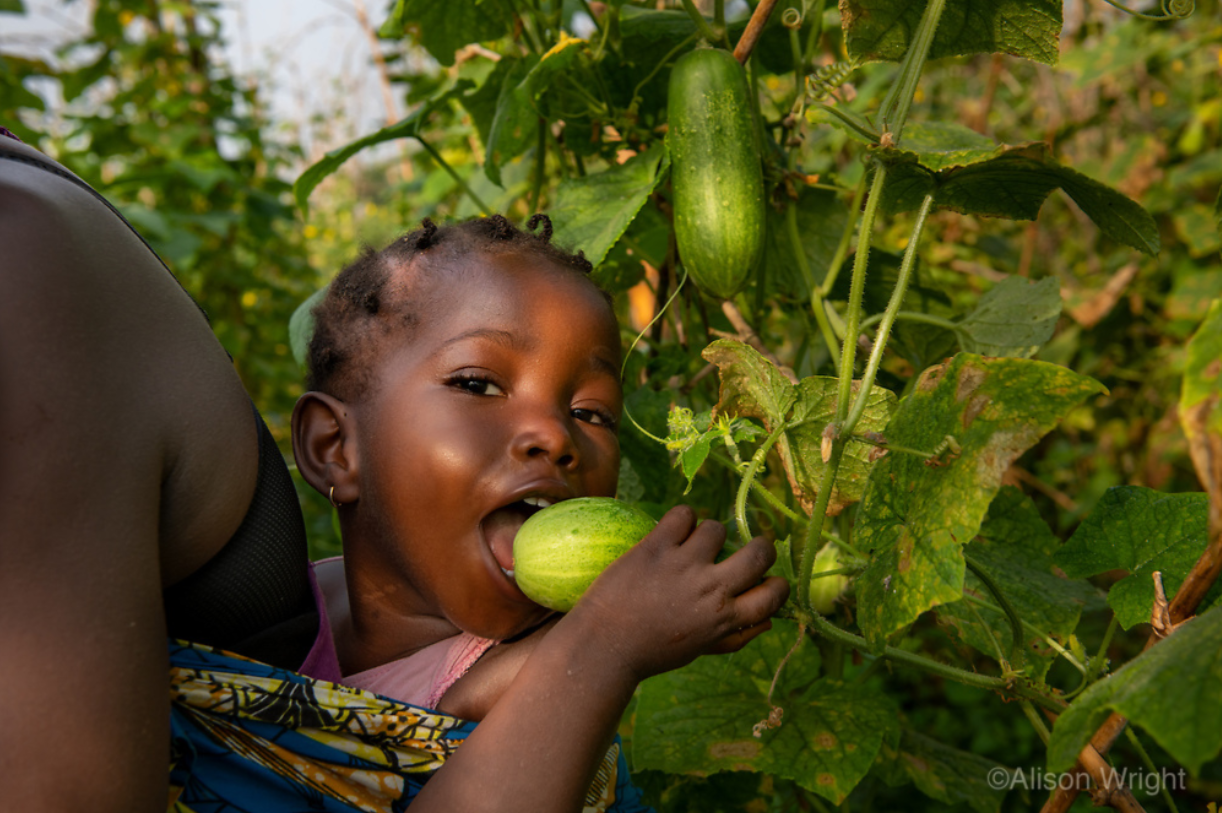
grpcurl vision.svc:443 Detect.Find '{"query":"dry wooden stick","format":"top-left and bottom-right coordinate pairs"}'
top-left (732, 0), bottom-right (779, 64)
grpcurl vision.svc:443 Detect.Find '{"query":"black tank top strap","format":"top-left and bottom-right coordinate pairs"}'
top-left (163, 404), bottom-right (317, 668)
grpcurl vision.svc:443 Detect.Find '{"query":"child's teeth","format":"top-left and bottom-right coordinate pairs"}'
top-left (501, 566), bottom-right (515, 579)
top-left (522, 497), bottom-right (554, 508)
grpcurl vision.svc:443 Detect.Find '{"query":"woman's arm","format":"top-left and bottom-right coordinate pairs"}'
top-left (0, 145), bottom-right (259, 811)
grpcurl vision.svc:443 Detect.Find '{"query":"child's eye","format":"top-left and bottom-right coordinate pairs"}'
top-left (449, 374), bottom-right (505, 397)
top-left (572, 407), bottom-right (617, 429)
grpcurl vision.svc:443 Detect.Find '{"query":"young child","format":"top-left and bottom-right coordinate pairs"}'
top-left (286, 214), bottom-right (791, 811)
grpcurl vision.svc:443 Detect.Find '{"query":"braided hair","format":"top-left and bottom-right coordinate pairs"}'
top-left (307, 214), bottom-right (599, 400)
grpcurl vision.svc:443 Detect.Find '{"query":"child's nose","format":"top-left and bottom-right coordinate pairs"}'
top-left (510, 407), bottom-right (579, 470)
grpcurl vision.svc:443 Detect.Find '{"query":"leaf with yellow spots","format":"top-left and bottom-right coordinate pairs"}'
top-left (633, 620), bottom-right (898, 804)
top-left (853, 354), bottom-right (1105, 651)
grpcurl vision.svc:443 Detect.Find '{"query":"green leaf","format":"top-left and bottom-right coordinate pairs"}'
top-left (0, 0), bottom-right (26, 13)
top-left (380, 0), bottom-right (513, 67)
top-left (782, 377), bottom-right (896, 515)
top-left (459, 57), bottom-right (520, 150)
top-left (875, 728), bottom-right (1011, 813)
top-left (936, 488), bottom-right (1104, 678)
top-left (288, 286), bottom-right (329, 371)
top-left (1054, 486), bottom-right (1217, 630)
top-left (1047, 605), bottom-right (1222, 776)
top-left (841, 0), bottom-right (1062, 66)
top-left (855, 355), bottom-right (1105, 650)
top-left (954, 276), bottom-right (1062, 358)
top-left (293, 85), bottom-right (468, 213)
top-left (548, 144), bottom-right (669, 268)
top-left (703, 340), bottom-right (897, 515)
top-left (633, 620), bottom-right (898, 804)
top-left (485, 35), bottom-right (587, 185)
top-left (878, 141), bottom-right (1160, 255)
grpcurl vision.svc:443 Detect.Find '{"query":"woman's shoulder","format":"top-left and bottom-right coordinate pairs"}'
top-left (0, 137), bottom-right (259, 583)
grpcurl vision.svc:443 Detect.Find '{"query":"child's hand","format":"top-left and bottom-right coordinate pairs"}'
top-left (565, 505), bottom-right (789, 683)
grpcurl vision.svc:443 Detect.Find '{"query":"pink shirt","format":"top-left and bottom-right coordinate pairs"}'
top-left (298, 559), bottom-right (497, 710)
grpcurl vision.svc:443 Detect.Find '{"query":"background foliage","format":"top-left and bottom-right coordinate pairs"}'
top-left (3, 0), bottom-right (1221, 810)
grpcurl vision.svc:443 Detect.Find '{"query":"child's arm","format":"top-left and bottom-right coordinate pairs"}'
top-left (411, 505), bottom-right (789, 813)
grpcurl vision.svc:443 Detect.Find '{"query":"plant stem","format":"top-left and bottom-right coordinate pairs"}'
top-left (878, 0), bottom-right (946, 145)
top-left (796, 440), bottom-right (844, 611)
top-left (843, 193), bottom-right (933, 436)
top-left (834, 163), bottom-right (887, 424)
top-left (415, 137), bottom-right (492, 214)
top-left (964, 551), bottom-right (1024, 667)
top-left (576, 0), bottom-right (603, 37)
top-left (735, 423), bottom-right (788, 543)
top-left (859, 309), bottom-right (958, 334)
top-left (818, 173), bottom-right (866, 297)
top-left (1125, 727), bottom-right (1181, 813)
top-left (1021, 701), bottom-right (1052, 746)
top-left (788, 198), bottom-right (841, 373)
top-left (678, 0), bottom-right (719, 43)
top-left (802, 610), bottom-right (1064, 710)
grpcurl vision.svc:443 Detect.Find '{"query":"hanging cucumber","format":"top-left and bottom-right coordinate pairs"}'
top-left (667, 46), bottom-right (765, 300)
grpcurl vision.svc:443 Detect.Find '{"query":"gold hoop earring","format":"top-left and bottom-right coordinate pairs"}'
top-left (329, 486), bottom-right (341, 508)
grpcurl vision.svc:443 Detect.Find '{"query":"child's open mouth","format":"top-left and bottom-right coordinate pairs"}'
top-left (481, 496), bottom-right (556, 580)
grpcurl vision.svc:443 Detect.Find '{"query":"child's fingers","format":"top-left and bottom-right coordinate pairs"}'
top-left (642, 504), bottom-right (697, 548)
top-left (731, 575), bottom-right (791, 627)
top-left (707, 618), bottom-right (774, 654)
top-left (716, 535), bottom-right (778, 595)
top-left (679, 517), bottom-right (726, 561)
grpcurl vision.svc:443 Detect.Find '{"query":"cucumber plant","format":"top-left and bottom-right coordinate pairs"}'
top-left (294, 1), bottom-right (1220, 810)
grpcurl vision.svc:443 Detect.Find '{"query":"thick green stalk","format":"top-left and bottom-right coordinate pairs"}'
top-left (734, 423), bottom-right (788, 543)
top-left (796, 439), bottom-right (844, 611)
top-left (415, 137), bottom-right (491, 214)
top-left (878, 0), bottom-right (946, 145)
top-left (835, 164), bottom-right (887, 424)
top-left (817, 173), bottom-right (866, 298)
top-left (678, 0), bottom-right (719, 43)
top-left (843, 193), bottom-right (933, 435)
top-left (803, 611), bottom-right (1063, 711)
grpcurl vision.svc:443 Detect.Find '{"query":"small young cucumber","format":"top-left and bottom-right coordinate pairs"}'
top-left (512, 497), bottom-right (656, 612)
top-left (667, 46), bottom-right (765, 300)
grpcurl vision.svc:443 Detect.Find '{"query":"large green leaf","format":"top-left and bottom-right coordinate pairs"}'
top-left (875, 728), bottom-right (1011, 813)
top-left (485, 35), bottom-right (586, 185)
top-left (1054, 486), bottom-right (1218, 630)
top-left (1047, 605), bottom-right (1222, 775)
top-left (633, 620), bottom-right (898, 804)
top-left (878, 139), bottom-right (1160, 255)
top-left (288, 286), bottom-right (329, 372)
top-left (703, 339), bottom-right (896, 515)
top-left (841, 0), bottom-right (1062, 66)
top-left (936, 488), bottom-right (1104, 678)
top-left (854, 354), bottom-right (1105, 650)
top-left (0, 0), bottom-right (26, 13)
top-left (380, 0), bottom-right (514, 67)
top-left (293, 85), bottom-right (469, 213)
top-left (954, 276), bottom-right (1062, 358)
top-left (548, 144), bottom-right (669, 268)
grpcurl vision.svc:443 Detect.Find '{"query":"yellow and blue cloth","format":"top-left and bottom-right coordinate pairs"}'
top-left (168, 640), bottom-right (650, 812)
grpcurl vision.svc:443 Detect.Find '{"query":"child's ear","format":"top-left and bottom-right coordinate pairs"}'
top-left (292, 392), bottom-right (359, 506)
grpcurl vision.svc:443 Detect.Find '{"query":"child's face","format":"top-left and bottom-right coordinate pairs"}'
top-left (349, 251), bottom-right (623, 641)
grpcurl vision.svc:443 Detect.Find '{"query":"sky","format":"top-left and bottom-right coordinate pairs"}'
top-left (1, 0), bottom-right (395, 154)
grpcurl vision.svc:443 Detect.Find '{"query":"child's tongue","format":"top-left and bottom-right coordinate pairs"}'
top-left (482, 506), bottom-right (527, 574)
